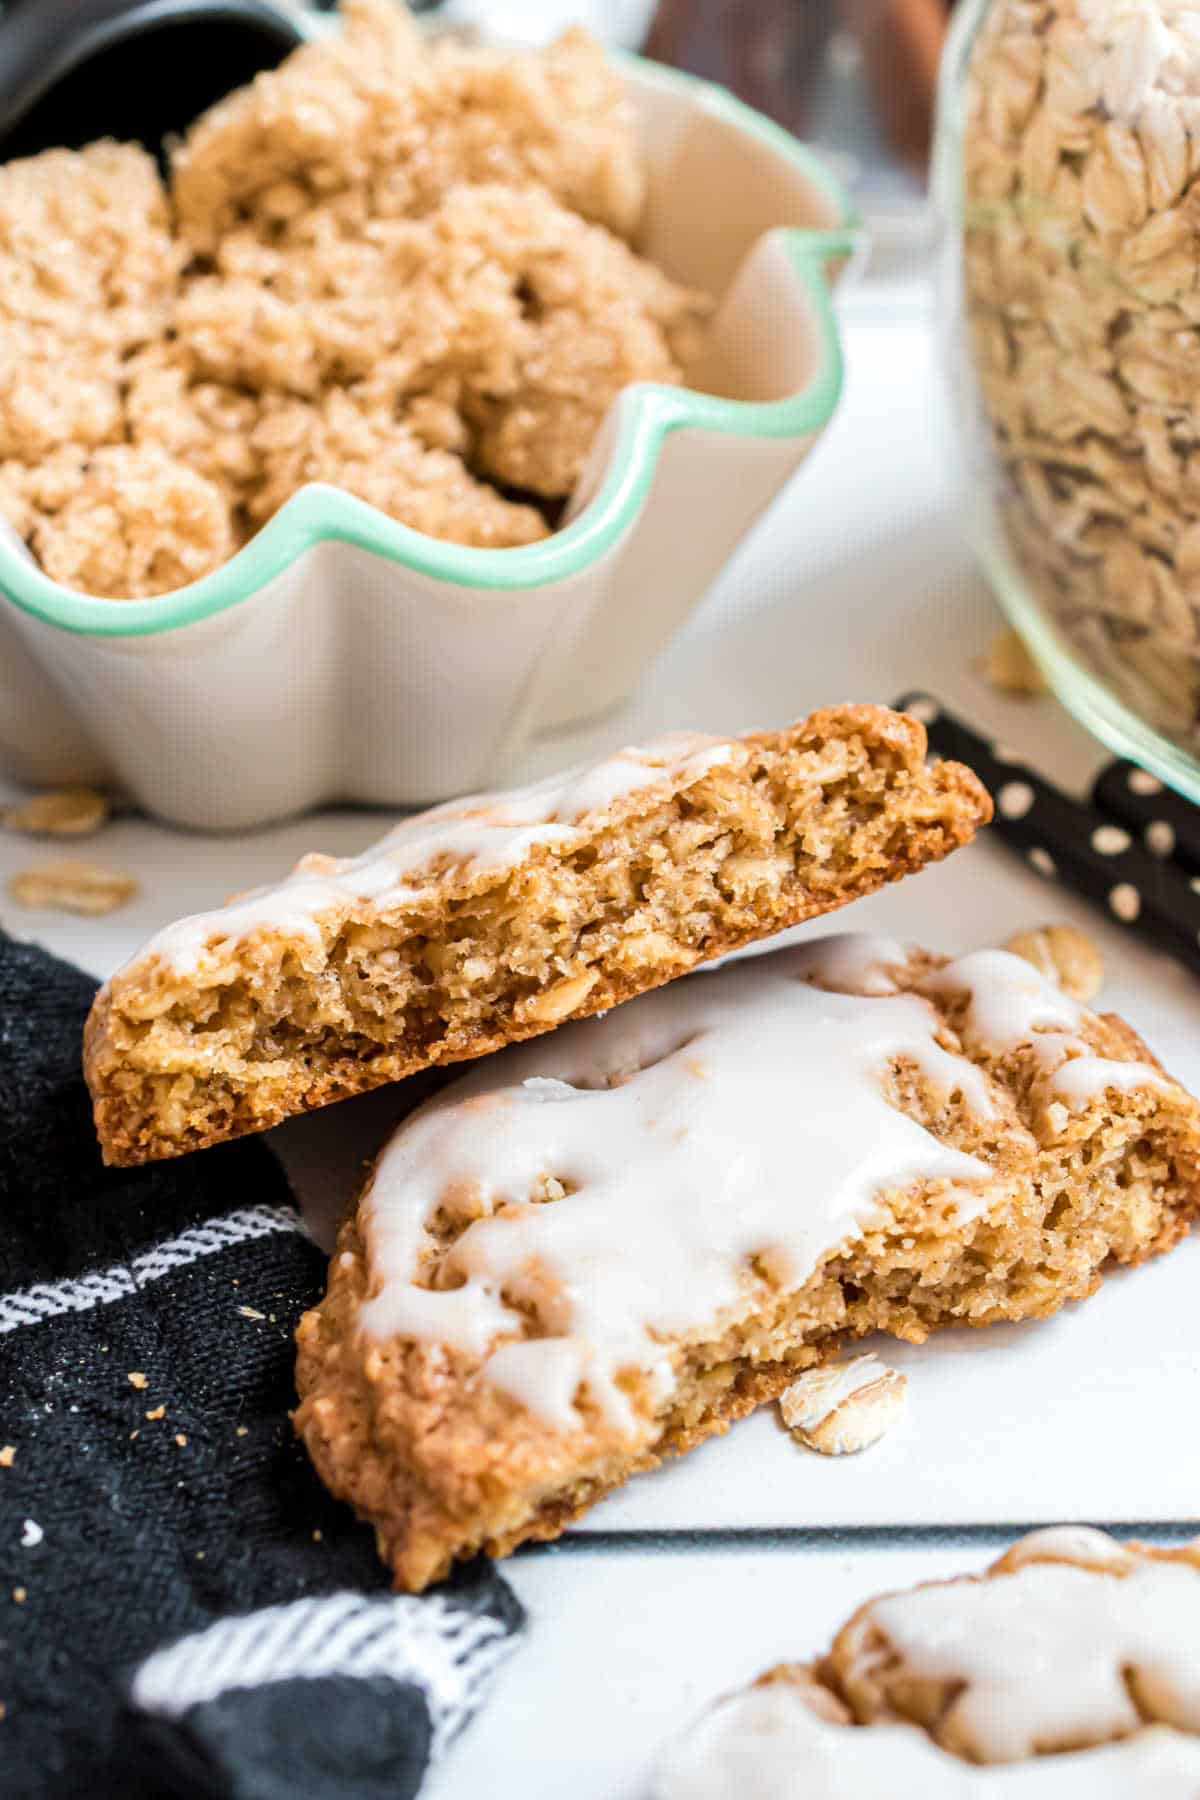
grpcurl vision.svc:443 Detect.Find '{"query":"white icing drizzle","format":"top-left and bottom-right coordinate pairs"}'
top-left (861, 1556), bottom-right (1200, 1762)
top-left (922, 948), bottom-right (1166, 1110)
top-left (786, 931), bottom-right (912, 997)
top-left (356, 934), bottom-right (1175, 1433)
top-left (359, 941), bottom-right (1001, 1435)
top-left (1001, 1524), bottom-right (1140, 1573)
top-left (122, 732), bottom-right (738, 977)
top-left (654, 1683), bottom-right (1200, 1800)
top-left (925, 948), bottom-right (1082, 1044)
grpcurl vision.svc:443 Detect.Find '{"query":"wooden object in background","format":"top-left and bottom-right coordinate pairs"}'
top-left (842, 0), bottom-right (951, 171)
top-left (645, 0), bottom-right (837, 138)
top-left (647, 0), bottom-right (953, 173)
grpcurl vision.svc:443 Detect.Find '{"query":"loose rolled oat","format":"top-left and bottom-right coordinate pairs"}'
top-left (961, 0), bottom-right (1200, 747)
top-left (7, 860), bottom-right (138, 917)
top-left (779, 1354), bottom-right (908, 1456)
top-left (1, 787), bottom-right (109, 838)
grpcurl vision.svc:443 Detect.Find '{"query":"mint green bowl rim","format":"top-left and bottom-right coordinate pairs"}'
top-left (2, 54), bottom-right (857, 640)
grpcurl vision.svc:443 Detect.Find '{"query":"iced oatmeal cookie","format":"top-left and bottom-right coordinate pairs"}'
top-left (656, 1527), bottom-right (1200, 1795)
top-left (85, 705), bottom-right (988, 1164)
top-left (293, 937), bottom-right (1200, 1589)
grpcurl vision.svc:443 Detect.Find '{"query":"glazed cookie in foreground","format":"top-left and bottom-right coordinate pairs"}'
top-left (654, 1527), bottom-right (1200, 1797)
top-left (293, 935), bottom-right (1200, 1590)
top-left (84, 706), bottom-right (989, 1164)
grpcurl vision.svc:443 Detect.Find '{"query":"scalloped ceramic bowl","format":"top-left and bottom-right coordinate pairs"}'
top-left (0, 48), bottom-right (855, 830)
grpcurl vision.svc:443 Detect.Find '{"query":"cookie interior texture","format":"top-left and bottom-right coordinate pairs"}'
top-left (292, 940), bottom-right (1200, 1591)
top-left (654, 1528), bottom-right (1200, 1794)
top-left (84, 705), bottom-right (988, 1164)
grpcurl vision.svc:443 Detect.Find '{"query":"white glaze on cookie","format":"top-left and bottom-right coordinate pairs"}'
top-left (857, 1555), bottom-right (1200, 1762)
top-left (790, 937), bottom-right (1164, 1109)
top-left (654, 1682), bottom-right (1200, 1799)
top-left (998, 1525), bottom-right (1140, 1574)
top-left (356, 935), bottom-right (1171, 1433)
top-left (359, 942), bottom-right (1002, 1433)
top-left (124, 732), bottom-right (738, 976)
top-left (922, 948), bottom-right (1165, 1109)
top-left (786, 931), bottom-right (911, 996)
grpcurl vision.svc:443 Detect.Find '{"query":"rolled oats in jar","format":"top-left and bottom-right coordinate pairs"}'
top-left (943, 0), bottom-right (1200, 757)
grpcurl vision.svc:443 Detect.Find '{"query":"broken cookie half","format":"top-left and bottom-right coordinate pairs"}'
top-left (654, 1527), bottom-right (1200, 1796)
top-left (294, 934), bottom-right (1200, 1590)
top-left (85, 704), bottom-right (988, 1164)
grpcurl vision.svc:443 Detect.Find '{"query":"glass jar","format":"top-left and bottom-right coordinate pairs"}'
top-left (936, 0), bottom-right (1200, 799)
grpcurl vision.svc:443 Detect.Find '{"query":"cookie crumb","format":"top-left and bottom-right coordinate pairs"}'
top-left (312, 1529), bottom-right (323, 1543)
top-left (12, 1589), bottom-right (26, 1605)
top-left (145, 1405), bottom-right (165, 1421)
top-left (235, 1426), bottom-right (249, 1438)
top-left (0, 1447), bottom-right (15, 1468)
top-left (127, 1371), bottom-right (148, 1390)
top-left (175, 1434), bottom-right (188, 1448)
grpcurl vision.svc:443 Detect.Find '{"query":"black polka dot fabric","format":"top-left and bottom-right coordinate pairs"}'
top-left (896, 694), bottom-right (1200, 976)
top-left (1092, 758), bottom-right (1200, 877)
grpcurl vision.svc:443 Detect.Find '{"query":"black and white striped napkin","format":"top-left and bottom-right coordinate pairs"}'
top-left (0, 930), bottom-right (522, 1798)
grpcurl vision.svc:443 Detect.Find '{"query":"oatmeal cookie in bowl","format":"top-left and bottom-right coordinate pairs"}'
top-left (0, 0), bottom-right (856, 826)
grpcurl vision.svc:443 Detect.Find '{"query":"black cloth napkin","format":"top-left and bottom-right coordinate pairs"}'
top-left (0, 930), bottom-right (522, 1798)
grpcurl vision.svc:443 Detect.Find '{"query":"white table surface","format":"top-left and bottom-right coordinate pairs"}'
top-left (4, 282), bottom-right (1198, 1798)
